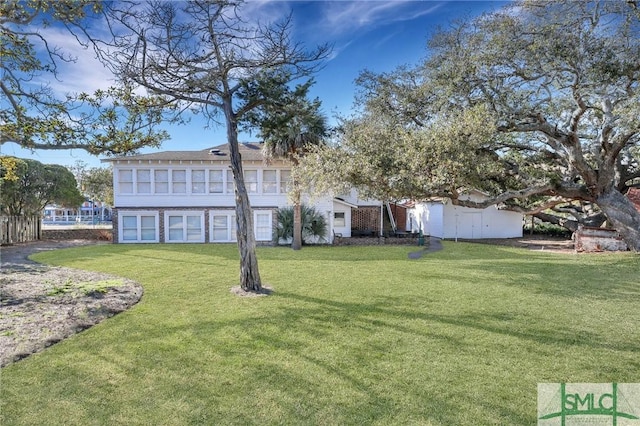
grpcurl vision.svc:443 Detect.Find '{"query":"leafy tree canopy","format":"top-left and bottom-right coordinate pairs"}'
top-left (301, 0), bottom-right (640, 250)
top-left (1, 157), bottom-right (84, 216)
top-left (70, 161), bottom-right (113, 206)
top-left (0, 0), bottom-right (172, 155)
top-left (242, 75), bottom-right (328, 161)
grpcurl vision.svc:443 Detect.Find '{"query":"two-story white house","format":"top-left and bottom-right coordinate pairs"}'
top-left (103, 142), bottom-right (384, 244)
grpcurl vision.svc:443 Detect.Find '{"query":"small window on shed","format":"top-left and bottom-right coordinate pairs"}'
top-left (334, 212), bottom-right (346, 227)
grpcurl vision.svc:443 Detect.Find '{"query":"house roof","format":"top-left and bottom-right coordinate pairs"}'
top-left (628, 188), bottom-right (640, 212)
top-left (102, 142), bottom-right (268, 163)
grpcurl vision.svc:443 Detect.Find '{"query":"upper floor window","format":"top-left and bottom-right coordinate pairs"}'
top-left (263, 170), bottom-right (277, 194)
top-left (119, 169), bottom-right (133, 194)
top-left (137, 169), bottom-right (151, 194)
top-left (172, 170), bottom-right (186, 193)
top-left (280, 170), bottom-right (292, 193)
top-left (245, 170), bottom-right (258, 194)
top-left (209, 170), bottom-right (223, 194)
top-left (192, 170), bottom-right (206, 194)
top-left (116, 167), bottom-right (293, 196)
top-left (226, 170), bottom-right (235, 194)
top-left (154, 169), bottom-right (169, 193)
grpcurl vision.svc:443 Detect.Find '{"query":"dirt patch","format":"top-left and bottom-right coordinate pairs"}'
top-left (455, 235), bottom-right (575, 253)
top-left (230, 285), bottom-right (273, 297)
top-left (0, 240), bottom-right (143, 367)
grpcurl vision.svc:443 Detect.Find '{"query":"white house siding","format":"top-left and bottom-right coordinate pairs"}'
top-left (337, 188), bottom-right (383, 209)
top-left (113, 162), bottom-right (292, 208)
top-left (331, 199), bottom-right (356, 238)
top-left (408, 203), bottom-right (444, 237)
top-left (110, 157), bottom-right (291, 244)
top-left (441, 204), bottom-right (523, 239)
top-left (442, 205), bottom-right (483, 239)
top-left (295, 195), bottom-right (338, 243)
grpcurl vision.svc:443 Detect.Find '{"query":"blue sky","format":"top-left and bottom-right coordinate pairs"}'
top-left (1, 1), bottom-right (507, 169)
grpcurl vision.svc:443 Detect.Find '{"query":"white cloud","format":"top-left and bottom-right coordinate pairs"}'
top-left (25, 1), bottom-right (442, 93)
top-left (326, 39), bottom-right (355, 61)
top-left (236, 0), bottom-right (442, 69)
top-left (256, 1), bottom-right (443, 63)
top-left (33, 27), bottom-right (115, 95)
top-left (313, 1), bottom-right (443, 38)
top-left (243, 0), bottom-right (292, 24)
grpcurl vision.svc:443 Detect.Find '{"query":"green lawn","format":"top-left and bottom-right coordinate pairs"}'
top-left (1, 243), bottom-right (638, 425)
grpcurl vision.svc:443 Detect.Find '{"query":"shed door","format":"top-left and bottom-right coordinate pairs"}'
top-left (461, 212), bottom-right (482, 239)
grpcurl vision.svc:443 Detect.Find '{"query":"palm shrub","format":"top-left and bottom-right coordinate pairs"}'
top-left (274, 204), bottom-right (328, 245)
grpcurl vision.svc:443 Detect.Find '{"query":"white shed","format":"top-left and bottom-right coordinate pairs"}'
top-left (406, 191), bottom-right (524, 239)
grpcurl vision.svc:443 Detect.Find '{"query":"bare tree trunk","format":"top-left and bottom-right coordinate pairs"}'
top-left (596, 188), bottom-right (640, 252)
top-left (224, 99), bottom-right (263, 291)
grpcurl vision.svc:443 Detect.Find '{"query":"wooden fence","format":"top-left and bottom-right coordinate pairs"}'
top-left (1, 216), bottom-right (41, 245)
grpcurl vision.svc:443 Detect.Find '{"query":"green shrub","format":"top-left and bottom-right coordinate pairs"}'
top-left (273, 204), bottom-right (328, 245)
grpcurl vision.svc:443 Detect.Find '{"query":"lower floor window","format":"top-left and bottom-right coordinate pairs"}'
top-left (255, 212), bottom-right (272, 241)
top-left (211, 213), bottom-right (237, 242)
top-left (120, 212), bottom-right (159, 243)
top-left (166, 212), bottom-right (204, 242)
top-left (209, 210), bottom-right (272, 242)
top-left (118, 209), bottom-right (270, 244)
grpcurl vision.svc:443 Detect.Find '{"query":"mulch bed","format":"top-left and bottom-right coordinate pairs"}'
top-left (0, 240), bottom-right (143, 367)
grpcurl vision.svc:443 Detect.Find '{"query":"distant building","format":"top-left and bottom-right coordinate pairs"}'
top-left (43, 200), bottom-right (111, 224)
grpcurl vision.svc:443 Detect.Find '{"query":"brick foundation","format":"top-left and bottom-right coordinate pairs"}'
top-left (333, 236), bottom-right (420, 246)
top-left (42, 228), bottom-right (113, 241)
top-left (574, 227), bottom-right (628, 252)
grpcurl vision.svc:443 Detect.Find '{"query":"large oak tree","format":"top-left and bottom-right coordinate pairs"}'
top-left (303, 0), bottom-right (640, 251)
